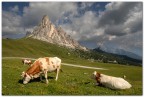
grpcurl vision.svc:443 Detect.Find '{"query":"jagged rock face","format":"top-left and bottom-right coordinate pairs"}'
top-left (27, 15), bottom-right (87, 50)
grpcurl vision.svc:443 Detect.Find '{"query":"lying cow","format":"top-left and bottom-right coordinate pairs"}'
top-left (21, 57), bottom-right (61, 84)
top-left (22, 59), bottom-right (32, 65)
top-left (92, 71), bottom-right (132, 90)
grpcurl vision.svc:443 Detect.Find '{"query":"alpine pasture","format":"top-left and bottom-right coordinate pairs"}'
top-left (2, 38), bottom-right (142, 95)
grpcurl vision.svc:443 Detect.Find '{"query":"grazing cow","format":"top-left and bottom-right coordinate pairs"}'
top-left (21, 57), bottom-right (61, 84)
top-left (22, 59), bottom-right (32, 65)
top-left (92, 71), bottom-right (132, 90)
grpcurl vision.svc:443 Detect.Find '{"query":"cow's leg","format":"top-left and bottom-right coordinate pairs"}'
top-left (40, 74), bottom-right (43, 81)
top-left (44, 70), bottom-right (48, 84)
top-left (55, 68), bottom-right (60, 81)
top-left (22, 60), bottom-right (24, 65)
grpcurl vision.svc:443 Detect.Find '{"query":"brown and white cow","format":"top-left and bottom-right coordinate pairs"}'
top-left (92, 71), bottom-right (132, 90)
top-left (21, 57), bottom-right (61, 84)
top-left (22, 59), bottom-right (32, 65)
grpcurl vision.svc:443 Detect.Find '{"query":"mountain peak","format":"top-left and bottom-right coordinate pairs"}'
top-left (41, 15), bottom-right (50, 28)
top-left (27, 15), bottom-right (87, 51)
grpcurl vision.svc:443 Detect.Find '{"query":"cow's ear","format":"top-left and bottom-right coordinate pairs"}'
top-left (96, 72), bottom-right (101, 78)
top-left (93, 71), bottom-right (96, 75)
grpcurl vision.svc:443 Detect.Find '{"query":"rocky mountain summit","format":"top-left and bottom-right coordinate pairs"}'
top-left (27, 15), bottom-right (87, 50)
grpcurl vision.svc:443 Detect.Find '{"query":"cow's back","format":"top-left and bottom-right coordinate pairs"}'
top-left (39, 57), bottom-right (61, 72)
top-left (53, 57), bottom-right (61, 66)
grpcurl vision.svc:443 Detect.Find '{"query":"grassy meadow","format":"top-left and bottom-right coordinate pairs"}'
top-left (2, 38), bottom-right (143, 95)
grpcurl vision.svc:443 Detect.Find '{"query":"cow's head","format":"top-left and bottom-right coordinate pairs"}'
top-left (91, 71), bottom-right (102, 85)
top-left (91, 71), bottom-right (96, 79)
top-left (91, 71), bottom-right (101, 79)
top-left (21, 71), bottom-right (31, 84)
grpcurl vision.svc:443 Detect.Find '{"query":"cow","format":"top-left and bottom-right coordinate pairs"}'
top-left (21, 57), bottom-right (61, 84)
top-left (22, 59), bottom-right (32, 66)
top-left (92, 71), bottom-right (132, 90)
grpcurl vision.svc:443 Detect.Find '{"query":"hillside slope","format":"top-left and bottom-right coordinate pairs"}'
top-left (2, 38), bottom-right (141, 66)
top-left (2, 38), bottom-right (82, 63)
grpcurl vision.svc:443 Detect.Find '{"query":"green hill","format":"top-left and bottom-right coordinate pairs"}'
top-left (2, 38), bottom-right (83, 63)
top-left (2, 38), bottom-right (141, 65)
top-left (2, 38), bottom-right (142, 95)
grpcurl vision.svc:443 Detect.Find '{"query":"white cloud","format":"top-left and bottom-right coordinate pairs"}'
top-left (105, 2), bottom-right (123, 10)
top-left (61, 11), bottom-right (100, 41)
top-left (2, 9), bottom-right (24, 35)
top-left (79, 2), bottom-right (93, 10)
top-left (2, 2), bottom-right (78, 35)
top-left (11, 5), bottom-right (19, 12)
top-left (22, 2), bottom-right (78, 27)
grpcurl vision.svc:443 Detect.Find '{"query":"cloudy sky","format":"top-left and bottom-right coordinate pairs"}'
top-left (2, 2), bottom-right (142, 57)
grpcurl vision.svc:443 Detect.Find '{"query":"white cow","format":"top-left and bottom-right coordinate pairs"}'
top-left (92, 71), bottom-right (132, 90)
top-left (21, 57), bottom-right (61, 84)
top-left (22, 59), bottom-right (32, 65)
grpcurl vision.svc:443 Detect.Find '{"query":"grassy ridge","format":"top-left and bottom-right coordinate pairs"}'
top-left (2, 38), bottom-right (142, 95)
top-left (2, 38), bottom-right (81, 63)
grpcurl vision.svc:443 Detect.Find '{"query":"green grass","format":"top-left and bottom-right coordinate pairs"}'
top-left (2, 38), bottom-right (83, 63)
top-left (2, 38), bottom-right (143, 95)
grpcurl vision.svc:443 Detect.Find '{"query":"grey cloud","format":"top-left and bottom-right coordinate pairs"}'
top-left (98, 2), bottom-right (142, 38)
top-left (2, 10), bottom-right (25, 34)
top-left (2, 11), bottom-right (21, 26)
top-left (79, 30), bottom-right (142, 57)
top-left (104, 25), bottom-right (127, 36)
top-left (98, 2), bottom-right (141, 27)
top-left (104, 32), bottom-right (142, 55)
top-left (130, 18), bottom-right (142, 33)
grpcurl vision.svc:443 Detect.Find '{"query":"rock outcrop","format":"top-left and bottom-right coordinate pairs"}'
top-left (27, 15), bottom-right (87, 50)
